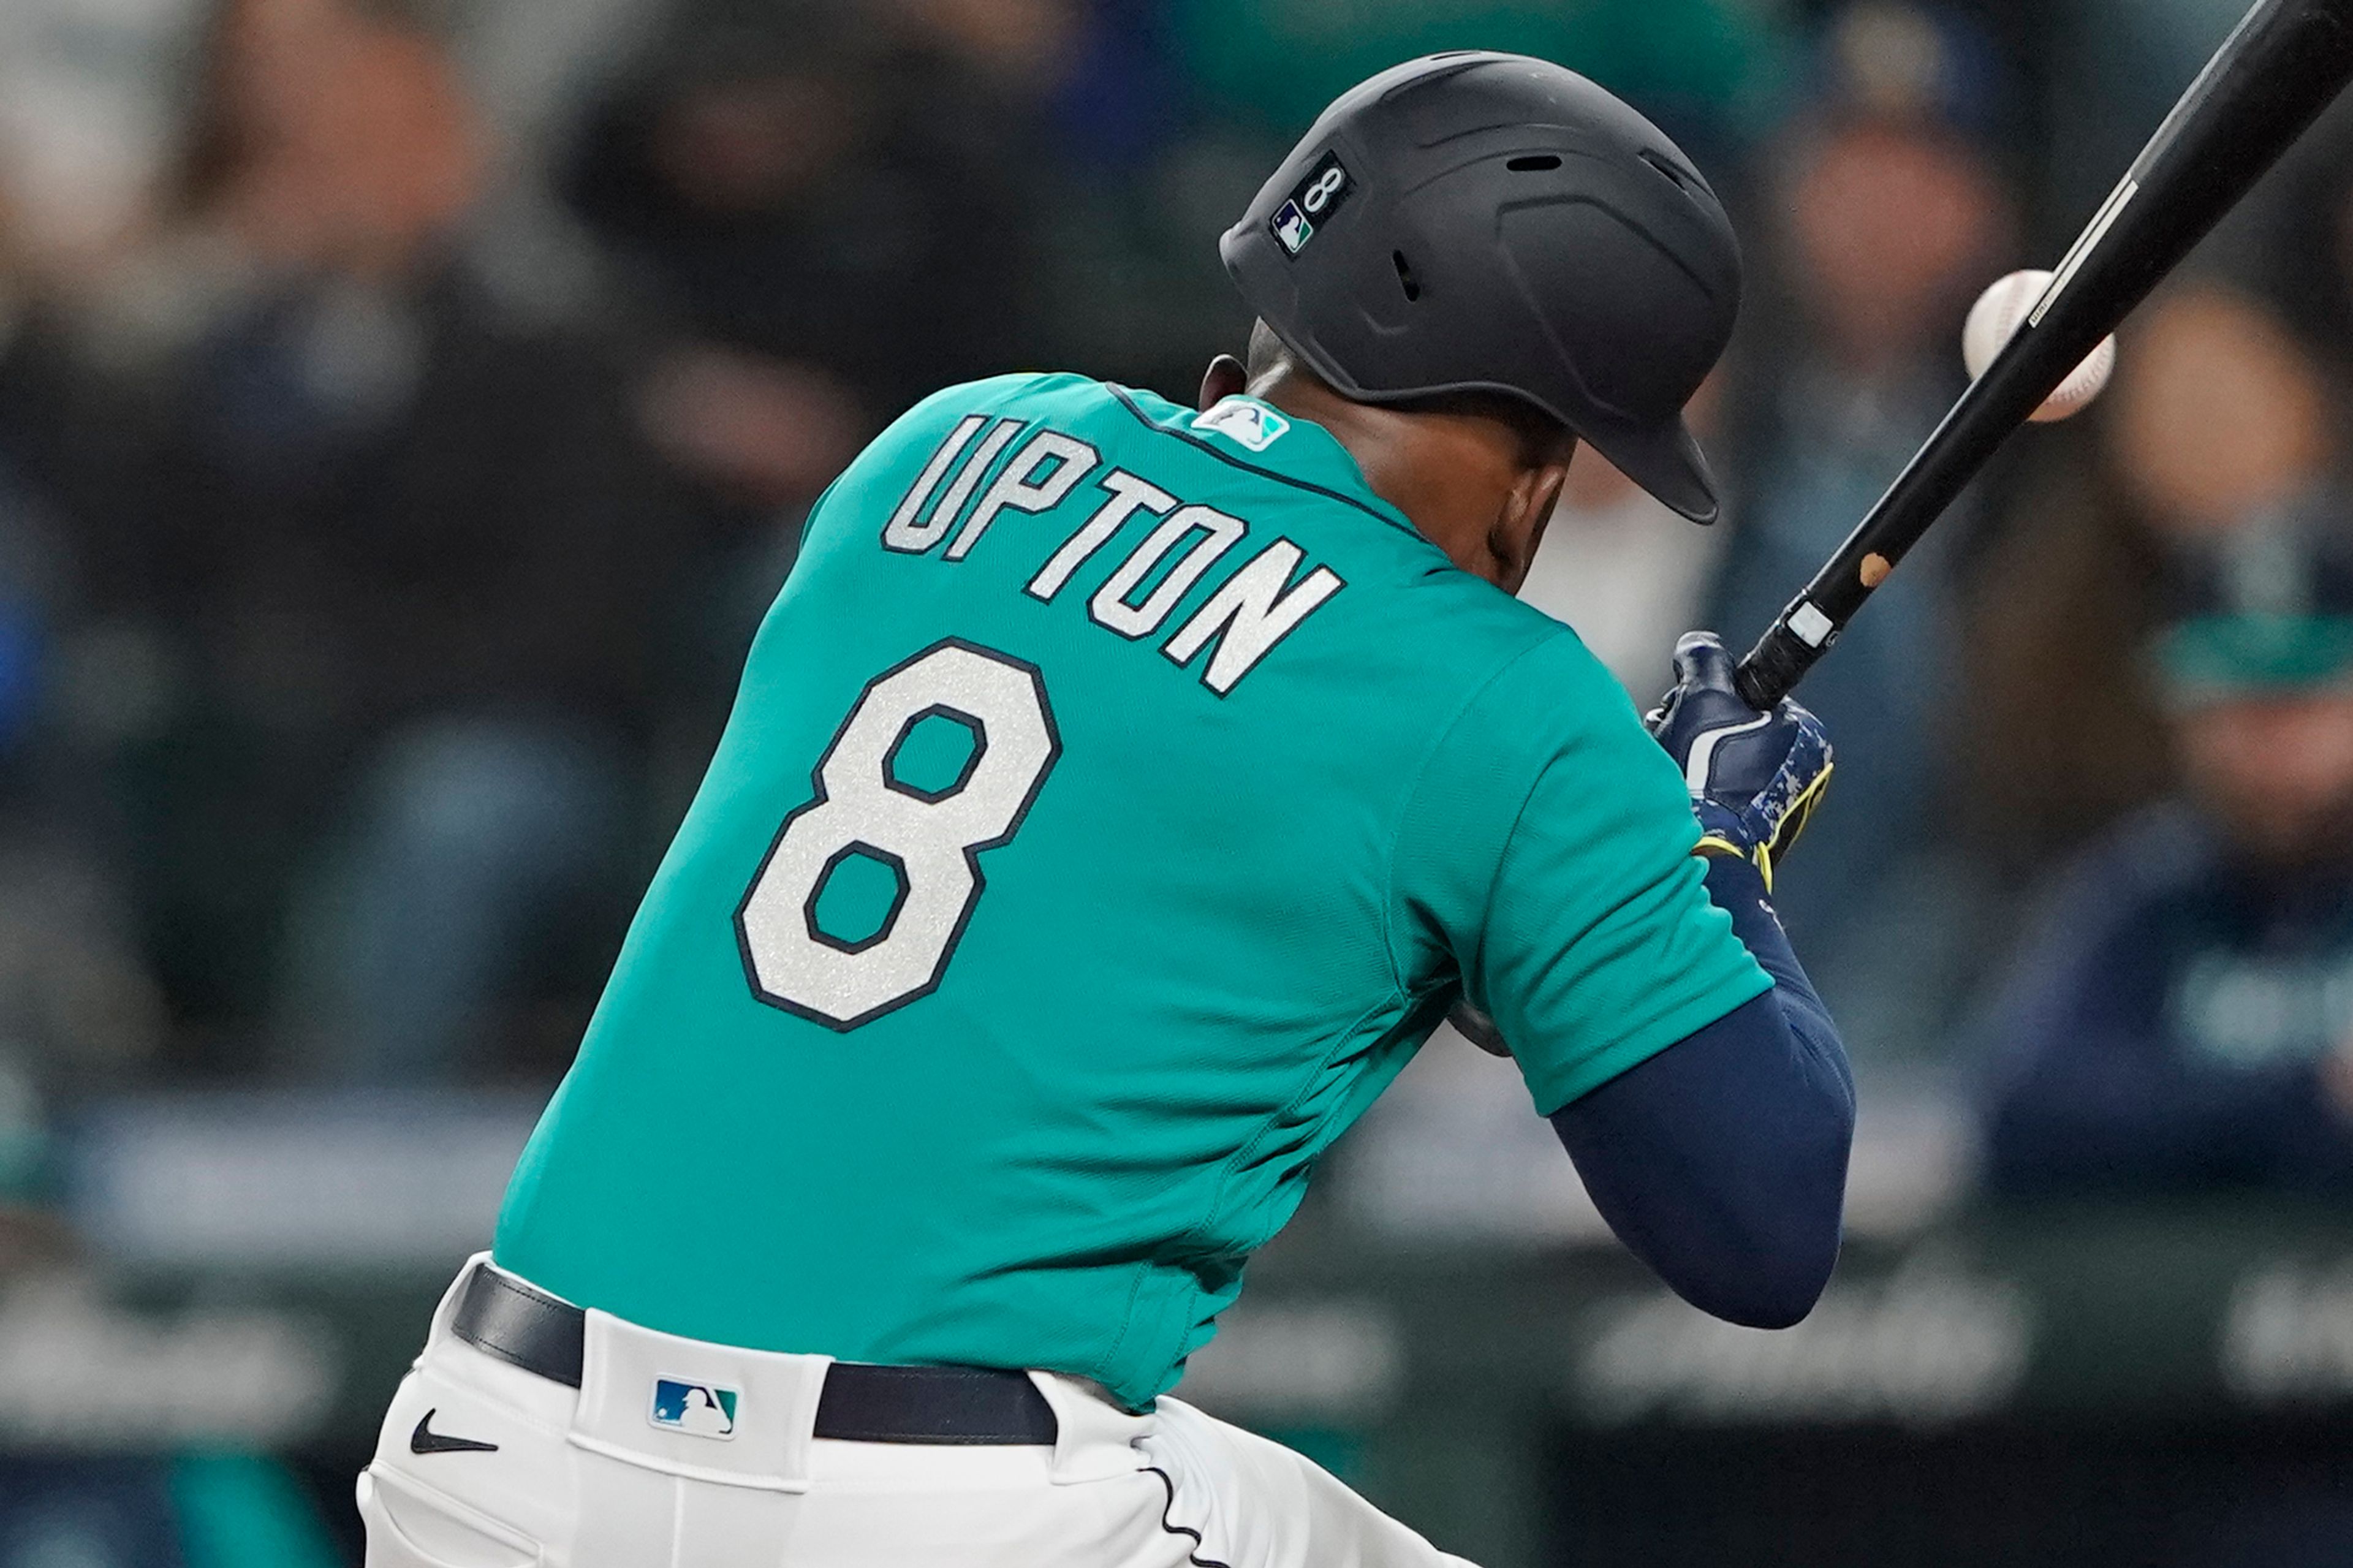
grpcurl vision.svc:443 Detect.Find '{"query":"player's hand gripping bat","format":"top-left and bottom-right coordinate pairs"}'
top-left (1732, 0), bottom-right (2353, 710)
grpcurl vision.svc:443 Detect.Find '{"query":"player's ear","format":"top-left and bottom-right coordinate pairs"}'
top-left (1489, 458), bottom-right (1569, 594)
top-left (1198, 355), bottom-right (1247, 411)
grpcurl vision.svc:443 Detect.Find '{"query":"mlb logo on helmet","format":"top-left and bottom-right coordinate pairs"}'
top-left (650, 1377), bottom-right (739, 1439)
top-left (1269, 151), bottom-right (1353, 256)
top-left (1271, 201), bottom-right (1313, 254)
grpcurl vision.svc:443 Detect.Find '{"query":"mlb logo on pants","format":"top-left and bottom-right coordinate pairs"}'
top-left (650, 1378), bottom-right (738, 1439)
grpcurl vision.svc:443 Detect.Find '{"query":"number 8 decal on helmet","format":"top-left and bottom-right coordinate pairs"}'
top-left (737, 640), bottom-right (1061, 1029)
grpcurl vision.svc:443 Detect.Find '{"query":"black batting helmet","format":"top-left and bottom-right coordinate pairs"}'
top-left (1221, 53), bottom-right (1742, 523)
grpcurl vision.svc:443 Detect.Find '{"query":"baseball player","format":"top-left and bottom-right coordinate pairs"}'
top-left (360, 53), bottom-right (1853, 1567)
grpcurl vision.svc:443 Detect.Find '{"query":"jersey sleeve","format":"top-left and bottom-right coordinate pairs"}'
top-left (1392, 631), bottom-right (1772, 1115)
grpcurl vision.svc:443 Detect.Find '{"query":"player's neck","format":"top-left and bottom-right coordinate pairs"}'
top-left (1236, 366), bottom-right (1559, 593)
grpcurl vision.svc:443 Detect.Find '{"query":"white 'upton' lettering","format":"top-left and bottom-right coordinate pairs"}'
top-left (1089, 505), bottom-right (1248, 639)
top-left (1027, 471), bottom-right (1175, 600)
top-left (949, 429), bottom-right (1100, 561)
top-left (884, 417), bottom-right (1023, 553)
top-left (882, 418), bottom-right (1347, 695)
top-left (1162, 540), bottom-right (1346, 695)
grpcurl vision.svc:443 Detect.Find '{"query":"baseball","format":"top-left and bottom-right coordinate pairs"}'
top-left (1963, 268), bottom-right (2118, 422)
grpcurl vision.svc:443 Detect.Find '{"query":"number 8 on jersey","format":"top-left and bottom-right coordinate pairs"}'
top-left (736, 640), bottom-right (1061, 1029)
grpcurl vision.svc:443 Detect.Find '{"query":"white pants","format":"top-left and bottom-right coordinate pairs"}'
top-left (360, 1258), bottom-right (1474, 1568)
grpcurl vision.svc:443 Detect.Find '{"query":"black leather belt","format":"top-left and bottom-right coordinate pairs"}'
top-left (449, 1263), bottom-right (1058, 1445)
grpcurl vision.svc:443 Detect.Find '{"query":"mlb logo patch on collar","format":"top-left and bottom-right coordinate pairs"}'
top-left (650, 1377), bottom-right (739, 1440)
top-left (1195, 397), bottom-right (1290, 453)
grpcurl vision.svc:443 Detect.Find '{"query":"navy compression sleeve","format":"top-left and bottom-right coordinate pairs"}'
top-left (1549, 854), bottom-right (1854, 1327)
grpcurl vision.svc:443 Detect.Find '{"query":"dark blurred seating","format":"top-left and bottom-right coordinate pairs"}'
top-left (0, 1453), bottom-right (340, 1567)
top-left (0, 0), bottom-right (688, 1085)
top-left (1167, 0), bottom-right (1784, 159)
top-left (563, 0), bottom-right (1047, 502)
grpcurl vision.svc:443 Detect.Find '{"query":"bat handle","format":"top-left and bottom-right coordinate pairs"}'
top-left (1733, 613), bottom-right (1829, 711)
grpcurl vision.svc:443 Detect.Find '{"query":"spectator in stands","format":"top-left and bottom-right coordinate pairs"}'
top-left (1981, 497), bottom-right (2353, 1195)
top-left (0, 0), bottom-right (680, 1083)
top-left (1711, 0), bottom-right (2021, 1053)
top-left (566, 0), bottom-right (1042, 508)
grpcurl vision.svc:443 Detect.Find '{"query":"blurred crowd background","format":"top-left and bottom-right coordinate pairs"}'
top-left (2, 0), bottom-right (2353, 1561)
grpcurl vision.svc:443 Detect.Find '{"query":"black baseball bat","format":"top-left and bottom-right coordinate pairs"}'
top-left (1732, 0), bottom-right (2353, 711)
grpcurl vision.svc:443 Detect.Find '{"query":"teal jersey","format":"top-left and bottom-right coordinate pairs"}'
top-left (494, 373), bottom-right (1768, 1410)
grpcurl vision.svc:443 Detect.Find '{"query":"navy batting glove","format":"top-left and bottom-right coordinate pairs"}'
top-left (1645, 632), bottom-right (1833, 890)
